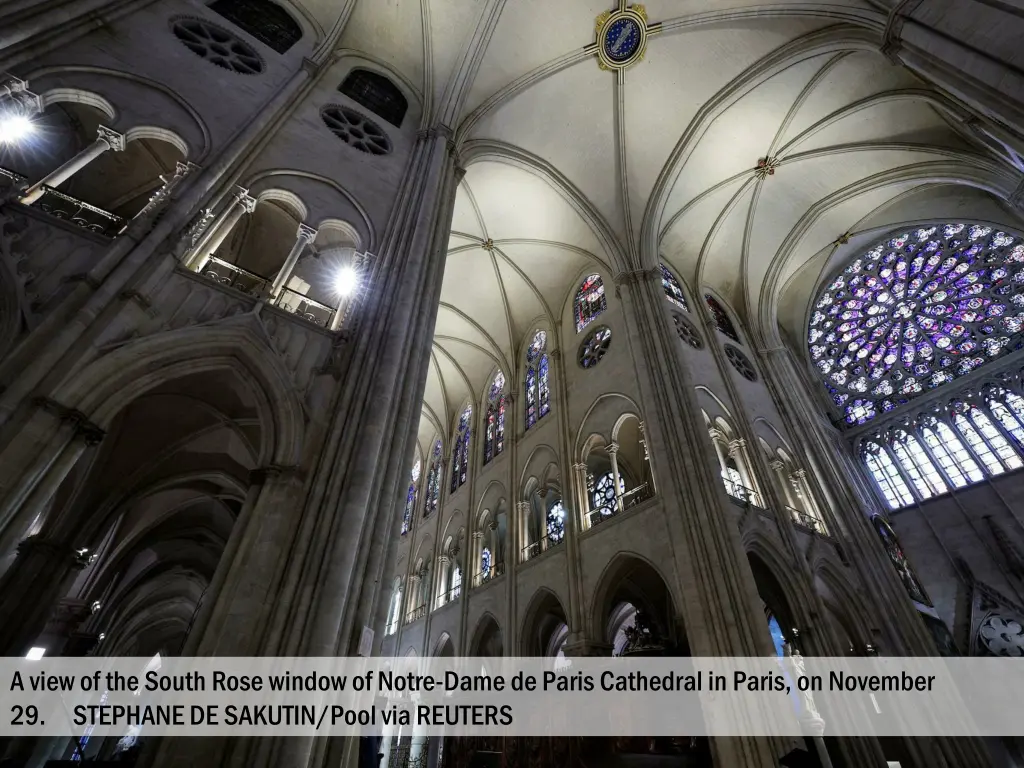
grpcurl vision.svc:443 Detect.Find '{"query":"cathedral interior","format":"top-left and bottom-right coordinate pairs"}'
top-left (0, 0), bottom-right (1023, 766)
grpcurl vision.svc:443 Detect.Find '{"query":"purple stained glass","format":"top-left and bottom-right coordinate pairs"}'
top-left (809, 223), bottom-right (1024, 425)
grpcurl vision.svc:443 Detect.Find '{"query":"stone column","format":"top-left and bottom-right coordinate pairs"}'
top-left (406, 574), bottom-right (422, 618)
top-left (270, 223), bottom-right (318, 297)
top-left (615, 269), bottom-right (782, 767)
top-left (186, 187), bottom-right (257, 272)
top-left (0, 536), bottom-right (90, 655)
top-left (486, 518), bottom-right (499, 570)
top-left (607, 441), bottom-right (623, 512)
top-left (470, 531), bottom-right (483, 585)
top-left (727, 438), bottom-right (755, 504)
top-left (769, 459), bottom-right (796, 508)
top-left (572, 462), bottom-right (589, 528)
top-left (146, 128), bottom-right (462, 768)
top-left (20, 126), bottom-right (125, 205)
top-left (0, 412), bottom-right (103, 559)
top-left (516, 500), bottom-right (531, 560)
top-left (123, 161), bottom-right (199, 237)
top-left (435, 554), bottom-right (449, 608)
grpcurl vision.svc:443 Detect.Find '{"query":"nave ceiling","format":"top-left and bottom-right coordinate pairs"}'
top-left (214, 0), bottom-right (1024, 450)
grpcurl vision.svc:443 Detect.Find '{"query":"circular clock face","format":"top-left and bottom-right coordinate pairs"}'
top-left (603, 17), bottom-right (641, 63)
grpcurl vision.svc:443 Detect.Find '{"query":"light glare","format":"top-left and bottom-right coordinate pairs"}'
top-left (335, 265), bottom-right (359, 297)
top-left (0, 114), bottom-right (33, 144)
top-left (26, 647), bottom-right (45, 661)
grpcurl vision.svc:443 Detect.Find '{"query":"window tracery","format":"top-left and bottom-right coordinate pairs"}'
top-left (574, 274), bottom-right (607, 333)
top-left (525, 330), bottom-right (551, 430)
top-left (590, 471), bottom-right (623, 519)
top-left (451, 407), bottom-right (471, 494)
top-left (579, 326), bottom-right (612, 368)
top-left (547, 499), bottom-right (566, 543)
top-left (808, 223), bottom-right (1024, 425)
top-left (483, 371), bottom-right (507, 465)
top-left (660, 264), bottom-right (688, 311)
top-left (859, 387), bottom-right (1024, 509)
top-left (424, 440), bottom-right (441, 517)
top-left (705, 294), bottom-right (739, 341)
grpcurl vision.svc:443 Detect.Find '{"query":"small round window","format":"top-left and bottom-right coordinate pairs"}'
top-left (579, 326), bottom-right (612, 369)
top-left (172, 18), bottom-right (263, 74)
top-left (672, 313), bottom-right (703, 349)
top-left (725, 344), bottom-right (757, 381)
top-left (321, 105), bottom-right (392, 156)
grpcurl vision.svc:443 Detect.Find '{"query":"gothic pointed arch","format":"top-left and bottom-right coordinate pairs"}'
top-left (423, 438), bottom-right (442, 517)
top-left (704, 292), bottom-right (740, 342)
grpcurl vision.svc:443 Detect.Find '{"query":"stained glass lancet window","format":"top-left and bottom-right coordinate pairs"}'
top-left (705, 294), bottom-right (739, 341)
top-left (920, 416), bottom-right (981, 487)
top-left (208, 0), bottom-right (302, 53)
top-left (808, 224), bottom-right (1024, 425)
top-left (862, 441), bottom-right (913, 509)
top-left (574, 274), bottom-right (607, 333)
top-left (890, 429), bottom-right (946, 498)
top-left (451, 407), bottom-right (471, 494)
top-left (424, 440), bottom-right (441, 517)
top-left (402, 459), bottom-right (420, 534)
top-left (483, 372), bottom-right (507, 465)
top-left (660, 264), bottom-right (689, 311)
top-left (525, 330), bottom-right (551, 429)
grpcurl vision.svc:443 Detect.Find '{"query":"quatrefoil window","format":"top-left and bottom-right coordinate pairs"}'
top-left (725, 344), bottom-right (757, 381)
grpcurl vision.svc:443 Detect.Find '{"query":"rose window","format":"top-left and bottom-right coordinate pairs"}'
top-left (808, 223), bottom-right (1024, 425)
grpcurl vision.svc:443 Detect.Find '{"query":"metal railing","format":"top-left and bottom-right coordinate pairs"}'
top-left (275, 286), bottom-right (335, 327)
top-left (405, 604), bottom-right (427, 624)
top-left (472, 561), bottom-right (505, 587)
top-left (0, 167), bottom-right (26, 188)
top-left (33, 186), bottom-right (125, 237)
top-left (201, 256), bottom-right (269, 298)
top-left (724, 481), bottom-right (763, 508)
top-left (588, 482), bottom-right (654, 528)
top-left (435, 584), bottom-right (461, 608)
top-left (521, 532), bottom-right (564, 561)
top-left (786, 505), bottom-right (828, 536)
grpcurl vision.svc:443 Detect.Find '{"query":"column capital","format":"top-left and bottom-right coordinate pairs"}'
top-left (472, 531), bottom-right (484, 541)
top-left (727, 438), bottom-right (747, 457)
top-left (408, 573), bottom-right (421, 585)
top-left (515, 500), bottom-right (529, 514)
top-left (606, 441), bottom-right (620, 456)
top-left (296, 223), bottom-right (318, 241)
top-left (437, 554), bottom-right (450, 566)
top-left (486, 519), bottom-right (498, 532)
top-left (572, 462), bottom-right (588, 472)
top-left (96, 125), bottom-right (126, 152)
top-left (789, 468), bottom-right (807, 481)
top-left (769, 459), bottom-right (786, 472)
top-left (176, 161), bottom-right (200, 177)
top-left (234, 187), bottom-right (257, 213)
top-left (708, 427), bottom-right (726, 443)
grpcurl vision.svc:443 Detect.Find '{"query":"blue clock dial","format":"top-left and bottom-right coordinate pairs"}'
top-left (603, 17), bottom-right (641, 62)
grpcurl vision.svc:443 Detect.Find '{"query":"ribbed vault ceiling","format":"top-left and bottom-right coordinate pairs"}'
top-left (296, 0), bottom-right (1024, 454)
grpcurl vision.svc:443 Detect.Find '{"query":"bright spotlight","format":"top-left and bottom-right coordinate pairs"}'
top-left (0, 113), bottom-right (33, 144)
top-left (25, 647), bottom-right (46, 661)
top-left (334, 265), bottom-right (359, 297)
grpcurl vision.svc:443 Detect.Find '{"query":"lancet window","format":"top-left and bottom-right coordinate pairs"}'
top-left (424, 440), bottom-right (442, 517)
top-left (451, 407), bottom-right (472, 494)
top-left (483, 372), bottom-right (507, 465)
top-left (705, 294), bottom-right (739, 341)
top-left (401, 459), bottom-right (420, 534)
top-left (525, 330), bottom-right (551, 429)
top-left (574, 274), bottom-right (607, 333)
top-left (660, 264), bottom-right (689, 311)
